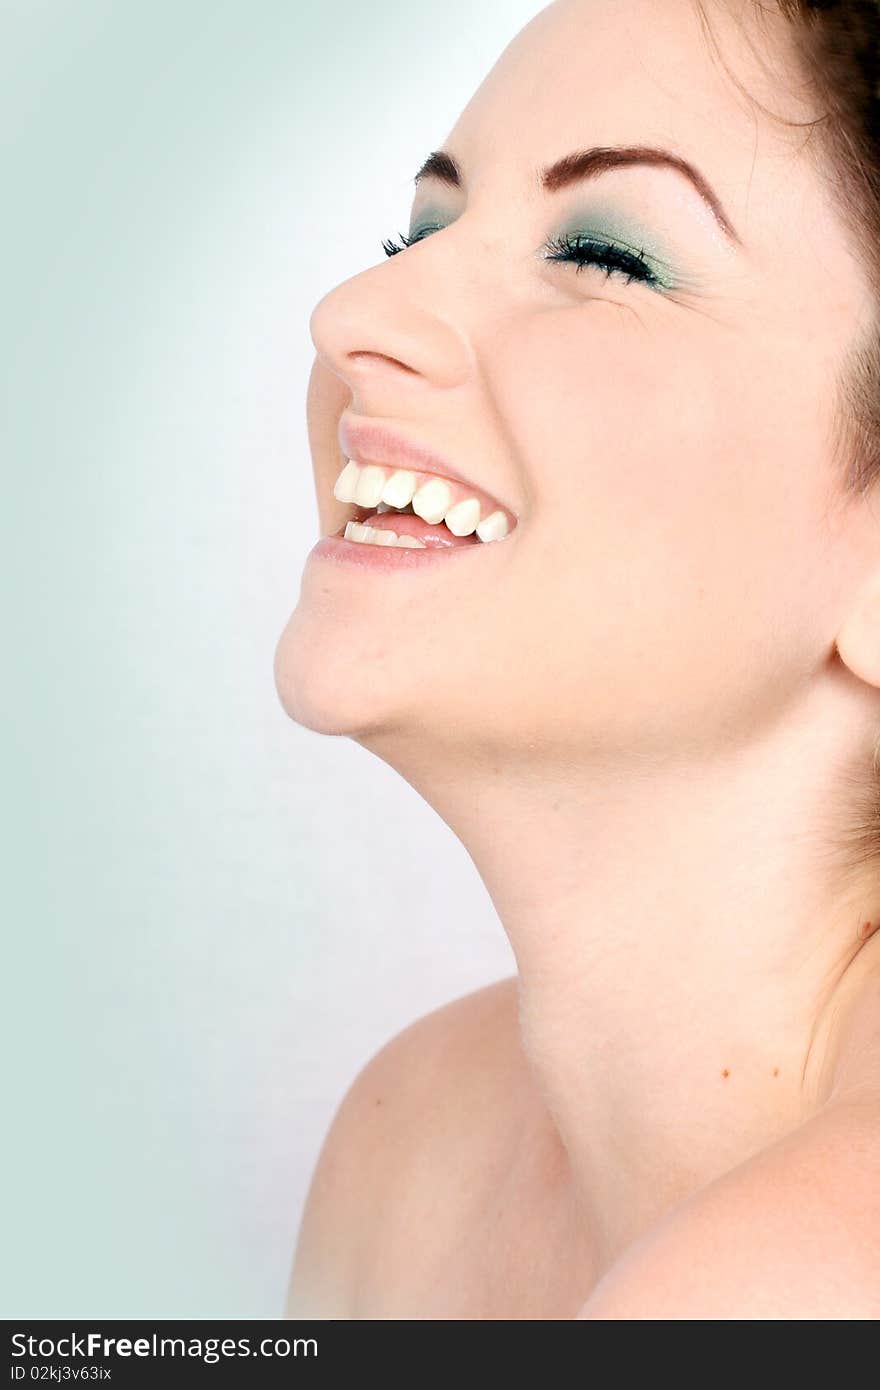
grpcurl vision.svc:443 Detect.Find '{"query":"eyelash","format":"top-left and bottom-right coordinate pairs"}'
top-left (381, 228), bottom-right (661, 288)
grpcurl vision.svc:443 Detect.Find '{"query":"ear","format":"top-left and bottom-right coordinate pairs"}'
top-left (836, 567), bottom-right (880, 688)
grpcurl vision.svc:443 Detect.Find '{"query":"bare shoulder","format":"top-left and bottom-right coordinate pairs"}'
top-left (579, 1091), bottom-right (880, 1320)
top-left (285, 975), bottom-right (535, 1318)
top-left (580, 971), bottom-right (880, 1320)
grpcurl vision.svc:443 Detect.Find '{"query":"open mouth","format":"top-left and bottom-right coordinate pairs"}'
top-left (332, 458), bottom-right (516, 550)
top-left (338, 500), bottom-right (479, 550)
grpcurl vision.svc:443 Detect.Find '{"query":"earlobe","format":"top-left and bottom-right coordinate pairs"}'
top-left (835, 570), bottom-right (880, 689)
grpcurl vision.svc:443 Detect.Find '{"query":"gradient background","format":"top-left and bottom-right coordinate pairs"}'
top-left (2, 0), bottom-right (546, 1317)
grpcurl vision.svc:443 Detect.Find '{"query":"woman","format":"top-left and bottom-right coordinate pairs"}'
top-left (274, 0), bottom-right (880, 1318)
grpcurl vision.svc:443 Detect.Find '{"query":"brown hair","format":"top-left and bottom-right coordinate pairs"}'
top-left (776, 4), bottom-right (880, 891)
top-left (696, 1), bottom-right (880, 502)
top-left (780, 3), bottom-right (880, 892)
top-left (696, 2), bottom-right (880, 894)
top-left (778, 2), bottom-right (880, 501)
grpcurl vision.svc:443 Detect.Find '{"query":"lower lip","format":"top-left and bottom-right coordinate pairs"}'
top-left (307, 532), bottom-right (502, 572)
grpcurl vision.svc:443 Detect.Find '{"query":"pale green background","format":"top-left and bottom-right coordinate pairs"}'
top-left (1, 0), bottom-right (545, 1317)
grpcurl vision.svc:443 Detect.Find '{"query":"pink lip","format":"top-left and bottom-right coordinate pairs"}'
top-left (337, 413), bottom-right (511, 514)
top-left (307, 532), bottom-right (488, 573)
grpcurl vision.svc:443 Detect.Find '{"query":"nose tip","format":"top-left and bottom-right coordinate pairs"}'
top-left (308, 287), bottom-right (348, 372)
top-left (307, 261), bottom-right (473, 395)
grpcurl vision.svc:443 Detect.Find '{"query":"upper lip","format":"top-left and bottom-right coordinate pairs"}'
top-left (337, 414), bottom-right (512, 515)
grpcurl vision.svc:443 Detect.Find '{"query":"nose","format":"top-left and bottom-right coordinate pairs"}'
top-left (308, 254), bottom-right (473, 407)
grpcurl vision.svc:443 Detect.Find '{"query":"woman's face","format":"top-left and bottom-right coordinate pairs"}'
top-left (276, 0), bottom-right (870, 767)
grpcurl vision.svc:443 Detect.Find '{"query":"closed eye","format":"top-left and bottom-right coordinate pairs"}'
top-left (381, 226), bottom-right (662, 288)
top-left (541, 232), bottom-right (660, 287)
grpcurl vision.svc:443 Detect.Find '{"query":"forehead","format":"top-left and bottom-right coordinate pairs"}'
top-left (437, 0), bottom-right (815, 223)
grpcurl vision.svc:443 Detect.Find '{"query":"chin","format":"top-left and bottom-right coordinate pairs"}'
top-left (273, 605), bottom-right (404, 739)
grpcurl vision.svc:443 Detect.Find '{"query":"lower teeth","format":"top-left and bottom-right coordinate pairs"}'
top-left (343, 520), bottom-right (427, 549)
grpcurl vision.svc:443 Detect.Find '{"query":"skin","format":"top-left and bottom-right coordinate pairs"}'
top-left (274, 0), bottom-right (880, 1317)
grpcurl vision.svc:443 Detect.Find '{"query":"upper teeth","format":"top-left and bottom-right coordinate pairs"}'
top-left (332, 459), bottom-right (511, 543)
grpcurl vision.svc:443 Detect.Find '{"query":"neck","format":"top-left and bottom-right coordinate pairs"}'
top-left (357, 669), bottom-right (880, 1267)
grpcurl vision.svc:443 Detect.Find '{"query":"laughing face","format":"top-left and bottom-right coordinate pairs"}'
top-left (274, 0), bottom-right (871, 770)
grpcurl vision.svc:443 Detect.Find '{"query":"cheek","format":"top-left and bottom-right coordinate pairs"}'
top-left (472, 305), bottom-right (839, 748)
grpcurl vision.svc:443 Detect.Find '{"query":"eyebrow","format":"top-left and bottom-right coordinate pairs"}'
top-left (413, 144), bottom-right (741, 246)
